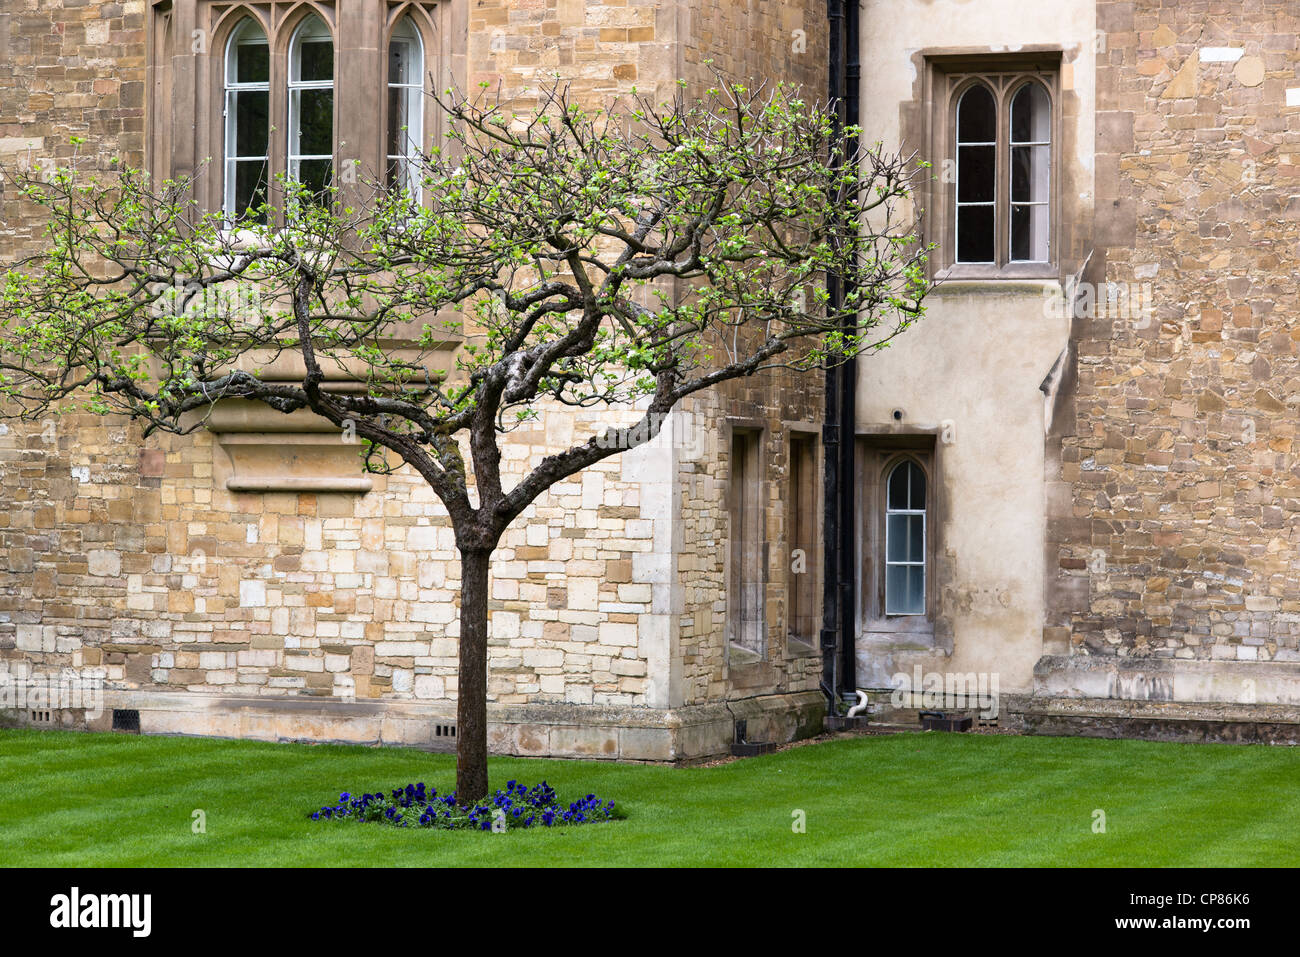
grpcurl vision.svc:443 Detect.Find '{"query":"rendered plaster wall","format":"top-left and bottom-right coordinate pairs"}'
top-left (853, 0), bottom-right (1096, 693)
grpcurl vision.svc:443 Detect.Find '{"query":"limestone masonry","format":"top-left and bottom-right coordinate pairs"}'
top-left (4, 0), bottom-right (1300, 756)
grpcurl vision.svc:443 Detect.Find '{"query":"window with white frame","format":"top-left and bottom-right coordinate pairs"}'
top-left (223, 19), bottom-right (270, 224)
top-left (1009, 81), bottom-right (1051, 262)
top-left (386, 17), bottom-right (425, 200)
top-left (929, 57), bottom-right (1059, 276)
top-left (884, 459), bottom-right (926, 616)
top-left (954, 78), bottom-right (1052, 265)
top-left (954, 84), bottom-right (996, 264)
top-left (152, 4), bottom-right (441, 223)
top-left (857, 440), bottom-right (937, 634)
top-left (287, 14), bottom-right (335, 202)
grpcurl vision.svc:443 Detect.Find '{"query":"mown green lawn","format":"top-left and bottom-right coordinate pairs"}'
top-left (2, 727), bottom-right (1297, 866)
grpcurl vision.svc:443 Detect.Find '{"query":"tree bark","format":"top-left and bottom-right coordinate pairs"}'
top-left (455, 546), bottom-right (492, 803)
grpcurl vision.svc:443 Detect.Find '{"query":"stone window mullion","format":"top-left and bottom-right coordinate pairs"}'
top-left (267, 43), bottom-right (289, 226)
top-left (996, 80), bottom-right (1009, 267)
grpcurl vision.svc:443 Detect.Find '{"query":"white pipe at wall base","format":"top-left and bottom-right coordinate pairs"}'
top-left (846, 690), bottom-right (869, 718)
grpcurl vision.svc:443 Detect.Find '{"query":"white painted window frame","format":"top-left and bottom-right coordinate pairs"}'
top-left (1009, 79), bottom-right (1051, 263)
top-left (387, 18), bottom-right (425, 203)
top-left (954, 84), bottom-right (996, 265)
top-left (884, 460), bottom-right (927, 617)
top-left (287, 16), bottom-right (335, 197)
top-left (222, 19), bottom-right (270, 226)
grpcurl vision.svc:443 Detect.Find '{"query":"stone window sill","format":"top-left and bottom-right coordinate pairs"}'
top-left (785, 635), bottom-right (819, 659)
top-left (727, 642), bottom-right (764, 667)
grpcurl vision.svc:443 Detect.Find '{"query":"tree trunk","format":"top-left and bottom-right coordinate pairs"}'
top-left (455, 546), bottom-right (492, 803)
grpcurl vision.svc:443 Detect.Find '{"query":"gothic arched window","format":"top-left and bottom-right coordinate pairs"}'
top-left (223, 18), bottom-right (270, 223)
top-left (884, 459), bottom-right (927, 616)
top-left (386, 16), bottom-right (425, 200)
top-left (955, 84), bottom-right (996, 264)
top-left (287, 14), bottom-right (335, 202)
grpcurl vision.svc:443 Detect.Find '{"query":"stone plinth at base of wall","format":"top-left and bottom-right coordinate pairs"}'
top-left (1012, 654), bottom-right (1300, 745)
top-left (1032, 654), bottom-right (1300, 705)
top-left (1010, 696), bottom-right (1300, 745)
top-left (0, 689), bottom-right (826, 764)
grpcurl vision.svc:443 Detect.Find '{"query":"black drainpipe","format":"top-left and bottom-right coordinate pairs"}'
top-left (840, 0), bottom-right (859, 693)
top-left (821, 0), bottom-right (859, 704)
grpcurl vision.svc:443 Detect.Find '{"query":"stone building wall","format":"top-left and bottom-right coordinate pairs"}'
top-left (671, 0), bottom-right (828, 707)
top-left (1053, 0), bottom-right (1300, 665)
top-left (466, 0), bottom-right (832, 711)
top-left (1021, 0), bottom-right (1300, 735)
top-left (0, 0), bottom-right (832, 758)
top-left (0, 405), bottom-right (671, 705)
top-left (672, 389), bottom-right (826, 707)
top-left (0, 0), bottom-right (147, 254)
top-left (468, 0), bottom-right (673, 96)
top-left (0, 3), bottom-right (153, 683)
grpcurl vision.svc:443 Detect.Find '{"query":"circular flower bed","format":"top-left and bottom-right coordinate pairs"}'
top-left (309, 780), bottom-right (618, 831)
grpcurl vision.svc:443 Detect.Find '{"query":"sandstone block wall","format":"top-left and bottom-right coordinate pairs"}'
top-left (672, 0), bottom-right (828, 705)
top-left (0, 404), bottom-right (675, 708)
top-left (1053, 0), bottom-right (1300, 665)
top-left (0, 0), bottom-right (832, 739)
top-left (0, 0), bottom-right (146, 255)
